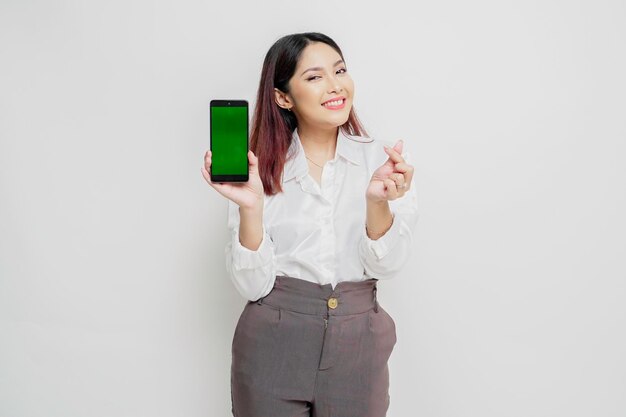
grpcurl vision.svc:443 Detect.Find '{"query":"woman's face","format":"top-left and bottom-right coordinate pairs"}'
top-left (275, 42), bottom-right (354, 130)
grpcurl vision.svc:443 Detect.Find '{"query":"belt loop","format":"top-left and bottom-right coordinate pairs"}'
top-left (373, 285), bottom-right (379, 313)
top-left (256, 296), bottom-right (264, 305)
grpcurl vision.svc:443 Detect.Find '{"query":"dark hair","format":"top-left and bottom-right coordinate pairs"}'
top-left (250, 32), bottom-right (369, 196)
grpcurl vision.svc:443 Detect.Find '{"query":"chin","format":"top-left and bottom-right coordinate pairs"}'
top-left (335, 113), bottom-right (351, 126)
top-left (324, 110), bottom-right (351, 125)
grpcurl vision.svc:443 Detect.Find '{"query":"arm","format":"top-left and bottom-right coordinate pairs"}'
top-left (225, 199), bottom-right (277, 301)
top-left (365, 200), bottom-right (394, 240)
top-left (359, 150), bottom-right (419, 279)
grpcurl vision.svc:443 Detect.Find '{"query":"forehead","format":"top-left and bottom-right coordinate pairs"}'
top-left (296, 42), bottom-right (342, 69)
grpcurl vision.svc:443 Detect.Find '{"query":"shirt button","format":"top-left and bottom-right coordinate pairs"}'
top-left (327, 297), bottom-right (338, 309)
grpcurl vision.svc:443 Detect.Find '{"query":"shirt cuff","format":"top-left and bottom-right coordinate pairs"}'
top-left (230, 224), bottom-right (274, 270)
top-left (362, 212), bottom-right (404, 260)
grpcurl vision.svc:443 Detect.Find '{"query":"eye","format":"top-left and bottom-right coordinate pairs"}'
top-left (306, 68), bottom-right (348, 81)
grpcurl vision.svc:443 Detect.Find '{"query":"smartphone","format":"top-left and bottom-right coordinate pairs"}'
top-left (209, 99), bottom-right (249, 182)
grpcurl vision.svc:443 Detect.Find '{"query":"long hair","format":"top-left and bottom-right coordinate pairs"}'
top-left (250, 32), bottom-right (369, 196)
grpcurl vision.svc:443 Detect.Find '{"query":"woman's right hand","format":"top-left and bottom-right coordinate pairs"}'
top-left (201, 149), bottom-right (265, 210)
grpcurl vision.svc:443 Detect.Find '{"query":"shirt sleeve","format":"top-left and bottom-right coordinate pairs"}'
top-left (224, 199), bottom-right (277, 301)
top-left (358, 150), bottom-right (419, 280)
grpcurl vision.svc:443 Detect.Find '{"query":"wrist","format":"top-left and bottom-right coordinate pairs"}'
top-left (239, 204), bottom-right (263, 219)
top-left (365, 199), bottom-right (393, 240)
top-left (239, 198), bottom-right (263, 212)
top-left (366, 213), bottom-right (394, 240)
top-left (366, 197), bottom-right (389, 207)
top-left (238, 204), bottom-right (264, 251)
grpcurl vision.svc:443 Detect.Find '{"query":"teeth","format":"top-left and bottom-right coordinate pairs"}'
top-left (323, 99), bottom-right (344, 107)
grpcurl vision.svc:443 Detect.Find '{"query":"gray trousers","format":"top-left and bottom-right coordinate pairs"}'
top-left (230, 275), bottom-right (397, 417)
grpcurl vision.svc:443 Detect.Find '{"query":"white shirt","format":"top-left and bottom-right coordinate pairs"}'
top-left (225, 127), bottom-right (419, 301)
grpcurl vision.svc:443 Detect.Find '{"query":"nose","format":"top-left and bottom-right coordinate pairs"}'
top-left (327, 76), bottom-right (343, 94)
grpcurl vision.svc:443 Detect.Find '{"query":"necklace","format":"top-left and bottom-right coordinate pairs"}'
top-left (305, 154), bottom-right (324, 168)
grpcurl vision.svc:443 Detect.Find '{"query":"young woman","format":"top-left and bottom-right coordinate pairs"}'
top-left (201, 32), bottom-right (418, 417)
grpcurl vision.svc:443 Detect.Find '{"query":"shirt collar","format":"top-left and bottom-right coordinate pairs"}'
top-left (282, 127), bottom-right (363, 183)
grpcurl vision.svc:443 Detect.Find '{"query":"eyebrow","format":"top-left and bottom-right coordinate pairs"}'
top-left (300, 59), bottom-right (345, 76)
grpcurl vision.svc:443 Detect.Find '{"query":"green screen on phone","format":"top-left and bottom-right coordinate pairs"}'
top-left (210, 104), bottom-right (248, 176)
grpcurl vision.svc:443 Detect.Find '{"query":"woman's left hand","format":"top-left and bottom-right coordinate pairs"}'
top-left (366, 139), bottom-right (414, 203)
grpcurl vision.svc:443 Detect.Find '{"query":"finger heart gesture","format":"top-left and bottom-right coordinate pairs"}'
top-left (366, 139), bottom-right (414, 203)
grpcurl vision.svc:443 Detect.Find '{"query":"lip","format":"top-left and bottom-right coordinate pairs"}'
top-left (321, 96), bottom-right (347, 110)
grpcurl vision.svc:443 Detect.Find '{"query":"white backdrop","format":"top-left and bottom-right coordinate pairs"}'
top-left (1, 0), bottom-right (625, 416)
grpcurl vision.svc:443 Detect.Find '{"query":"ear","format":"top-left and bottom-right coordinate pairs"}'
top-left (274, 88), bottom-right (293, 111)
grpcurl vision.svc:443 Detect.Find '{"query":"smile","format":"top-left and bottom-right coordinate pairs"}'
top-left (322, 98), bottom-right (346, 110)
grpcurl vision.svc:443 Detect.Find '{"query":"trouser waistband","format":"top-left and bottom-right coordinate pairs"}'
top-left (256, 275), bottom-right (379, 316)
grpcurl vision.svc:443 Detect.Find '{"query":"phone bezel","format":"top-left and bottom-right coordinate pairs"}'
top-left (209, 99), bottom-right (249, 182)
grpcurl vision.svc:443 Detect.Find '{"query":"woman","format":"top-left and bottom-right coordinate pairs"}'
top-left (201, 32), bottom-right (418, 417)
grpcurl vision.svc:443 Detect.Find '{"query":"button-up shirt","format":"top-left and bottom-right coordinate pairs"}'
top-left (225, 127), bottom-right (419, 301)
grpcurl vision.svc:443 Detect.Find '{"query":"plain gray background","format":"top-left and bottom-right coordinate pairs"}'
top-left (1, 0), bottom-right (625, 416)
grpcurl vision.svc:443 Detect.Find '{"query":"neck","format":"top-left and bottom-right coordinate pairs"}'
top-left (297, 124), bottom-right (338, 160)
